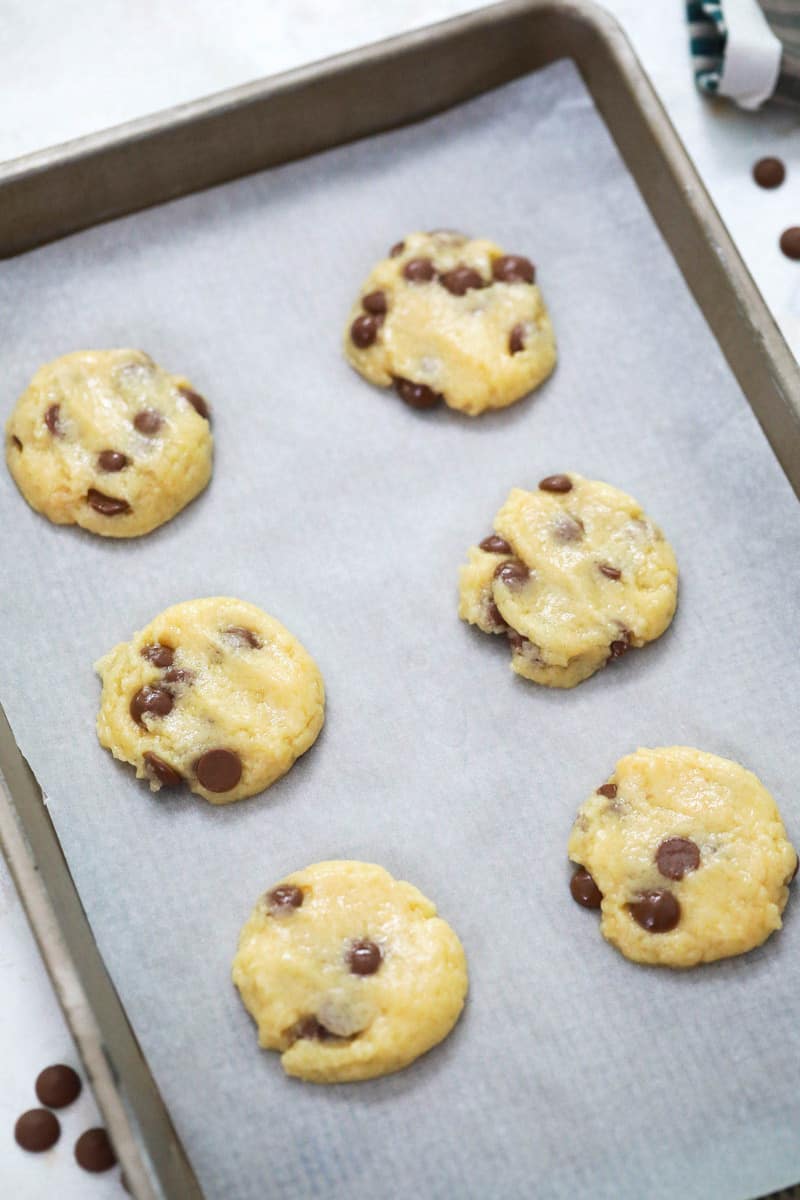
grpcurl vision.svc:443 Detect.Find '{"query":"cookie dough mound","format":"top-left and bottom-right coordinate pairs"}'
top-left (344, 231), bottom-right (556, 416)
top-left (568, 747), bottom-right (797, 967)
top-left (232, 861), bottom-right (468, 1082)
top-left (6, 349), bottom-right (212, 537)
top-left (459, 473), bottom-right (677, 687)
top-left (95, 597), bottom-right (324, 804)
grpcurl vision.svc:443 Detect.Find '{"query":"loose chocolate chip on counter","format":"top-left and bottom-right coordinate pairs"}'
top-left (130, 686), bottom-right (174, 726)
top-left (268, 884), bottom-right (304, 912)
top-left (75, 1127), bottom-right (117, 1173)
top-left (393, 377), bottom-right (442, 410)
top-left (362, 290), bottom-right (387, 314)
top-left (492, 254), bottom-right (535, 284)
top-left (570, 866), bottom-right (603, 909)
top-left (479, 534), bottom-right (512, 554)
top-left (15, 1109), bottom-right (60, 1152)
top-left (628, 890), bottom-right (680, 933)
top-left (656, 837), bottom-right (701, 881)
top-left (195, 748), bottom-right (242, 792)
top-left (494, 558), bottom-right (530, 588)
top-left (608, 631), bottom-right (632, 659)
top-left (597, 783), bottom-right (617, 799)
top-left (35, 1064), bottom-right (82, 1109)
top-left (87, 489), bottom-right (131, 516)
top-left (439, 265), bottom-right (485, 295)
top-left (133, 408), bottom-right (163, 435)
top-left (753, 157), bottom-right (785, 189)
top-left (553, 513), bottom-right (584, 542)
top-left (178, 386), bottom-right (210, 420)
top-left (403, 257), bottom-right (436, 283)
top-left (539, 474), bottom-right (572, 493)
top-left (11, 434), bottom-right (22, 450)
top-left (347, 940), bottom-right (383, 975)
top-left (144, 752), bottom-right (182, 788)
top-left (350, 313), bottom-right (382, 349)
top-left (44, 404), bottom-right (62, 435)
top-left (97, 449), bottom-right (129, 472)
top-left (599, 563), bottom-right (622, 580)
top-left (780, 227), bottom-right (800, 260)
top-left (389, 241), bottom-right (405, 258)
top-left (509, 323), bottom-right (526, 355)
top-left (226, 625), bottom-right (262, 649)
top-left (140, 643), bottom-right (175, 668)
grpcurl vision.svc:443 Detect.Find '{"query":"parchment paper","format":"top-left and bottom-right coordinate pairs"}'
top-left (1, 60), bottom-right (799, 1200)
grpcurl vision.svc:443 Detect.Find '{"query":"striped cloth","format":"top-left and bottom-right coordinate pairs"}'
top-left (688, 0), bottom-right (800, 106)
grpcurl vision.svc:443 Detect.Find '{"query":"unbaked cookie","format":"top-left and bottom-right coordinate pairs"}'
top-left (458, 473), bottom-right (678, 687)
top-left (232, 860), bottom-right (468, 1082)
top-left (6, 349), bottom-right (212, 537)
top-left (95, 597), bottom-right (324, 804)
top-left (568, 747), bottom-right (797, 967)
top-left (344, 231), bottom-right (556, 416)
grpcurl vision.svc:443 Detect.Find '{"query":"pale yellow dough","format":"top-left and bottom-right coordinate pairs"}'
top-left (568, 747), bottom-right (797, 967)
top-left (6, 349), bottom-right (212, 537)
top-left (344, 231), bottom-right (556, 415)
top-left (458, 474), bottom-right (678, 687)
top-left (95, 598), bottom-right (324, 804)
top-left (232, 861), bottom-right (468, 1083)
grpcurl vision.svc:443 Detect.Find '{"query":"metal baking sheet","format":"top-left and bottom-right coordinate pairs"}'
top-left (2, 24), bottom-right (800, 1200)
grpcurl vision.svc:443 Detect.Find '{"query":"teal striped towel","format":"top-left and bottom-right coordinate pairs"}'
top-left (688, 0), bottom-right (800, 106)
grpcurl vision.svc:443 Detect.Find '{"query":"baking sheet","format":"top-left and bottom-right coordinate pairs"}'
top-left (1, 58), bottom-right (800, 1200)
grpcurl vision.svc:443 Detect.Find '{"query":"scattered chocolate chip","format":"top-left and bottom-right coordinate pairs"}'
top-left (539, 474), bottom-right (572, 493)
top-left (290, 1016), bottom-right (335, 1042)
top-left (439, 265), bottom-right (485, 295)
top-left (509, 323), bottom-right (526, 354)
top-left (599, 563), bottom-right (621, 580)
top-left (130, 686), bottom-right (173, 726)
top-left (492, 254), bottom-right (535, 284)
top-left (44, 404), bottom-right (62, 435)
top-left (97, 449), bottom-right (128, 472)
top-left (195, 748), bottom-right (242, 792)
top-left (780, 227), bottom-right (800, 260)
top-left (479, 534), bottom-right (512, 554)
top-left (133, 408), bottom-right (163, 435)
top-left (163, 667), bottom-right (193, 685)
top-left (362, 290), bottom-right (387, 315)
top-left (494, 558), bottom-right (529, 587)
top-left (15, 1109), bottom-right (60, 1152)
top-left (140, 643), bottom-right (174, 668)
top-left (553, 513), bottom-right (584, 542)
top-left (403, 257), bottom-right (435, 282)
top-left (75, 1128), bottom-right (117, 1173)
top-left (347, 939), bottom-right (382, 975)
top-left (268, 884), bottom-right (304, 912)
top-left (178, 386), bottom-right (210, 420)
top-left (393, 377), bottom-right (442, 410)
top-left (570, 866), bottom-right (602, 909)
top-left (87, 489), bottom-right (131, 516)
top-left (350, 313), bottom-right (382, 349)
top-left (143, 752), bottom-right (182, 788)
top-left (226, 625), bottom-right (262, 649)
top-left (389, 241), bottom-right (405, 258)
top-left (656, 837), bottom-right (701, 881)
top-left (597, 783), bottom-right (617, 799)
top-left (628, 890), bottom-right (680, 933)
top-left (608, 631), bottom-right (632, 659)
top-left (11, 434), bottom-right (22, 450)
top-left (35, 1064), bottom-right (82, 1109)
top-left (753, 157), bottom-right (785, 189)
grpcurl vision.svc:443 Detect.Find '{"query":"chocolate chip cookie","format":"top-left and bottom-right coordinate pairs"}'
top-left (458, 473), bottom-right (678, 687)
top-left (6, 349), bottom-right (212, 537)
top-left (568, 747), bottom-right (797, 967)
top-left (95, 597), bottom-right (324, 804)
top-left (232, 860), bottom-right (468, 1082)
top-left (344, 231), bottom-right (556, 415)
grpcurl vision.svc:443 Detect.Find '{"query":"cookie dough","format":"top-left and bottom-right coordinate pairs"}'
top-left (344, 231), bottom-right (556, 416)
top-left (458, 473), bottom-right (678, 687)
top-left (232, 860), bottom-right (468, 1082)
top-left (6, 349), bottom-right (212, 537)
top-left (95, 597), bottom-right (324, 804)
top-left (568, 747), bottom-right (797, 967)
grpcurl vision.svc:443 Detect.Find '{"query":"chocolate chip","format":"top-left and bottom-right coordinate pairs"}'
top-left (97, 449), bottom-right (128, 472)
top-left (133, 408), bottom-right (163, 434)
top-left (347, 939), bottom-right (382, 975)
top-left (74, 1128), bottom-right (117, 1173)
top-left (11, 434), bottom-right (22, 450)
top-left (195, 748), bottom-right (242, 792)
top-left (44, 404), bottom-right (62, 435)
top-left (87, 489), bottom-right (131, 516)
top-left (597, 783), bottom-right (617, 799)
top-left (393, 377), bottom-right (442, 409)
top-left (35, 1064), bottom-right (82, 1109)
top-left (178, 386), bottom-right (210, 420)
top-left (290, 1016), bottom-right (335, 1042)
top-left (362, 290), bottom-right (387, 314)
top-left (509, 323), bottom-right (526, 354)
top-left (753, 157), bottom-right (785, 189)
top-left (628, 890), bottom-right (680, 933)
top-left (130, 686), bottom-right (173, 726)
top-left (539, 474), bottom-right (572, 493)
top-left (268, 884), bottom-right (304, 912)
top-left (226, 626), bottom-right (262, 649)
top-left (553, 513), bottom-right (584, 542)
top-left (609, 631), bottom-right (632, 659)
top-left (780, 227), bottom-right (800, 260)
top-left (15, 1109), bottom-right (60, 1152)
top-left (479, 534), bottom-right (512, 554)
top-left (438, 265), bottom-right (485, 295)
top-left (389, 241), bottom-right (405, 257)
top-left (570, 866), bottom-right (602, 909)
top-left (486, 600), bottom-right (507, 630)
top-left (164, 667), bottom-right (193, 684)
top-left (403, 257), bottom-right (435, 283)
top-left (140, 643), bottom-right (174, 668)
top-left (350, 313), bottom-right (382, 349)
top-left (492, 254), bottom-right (535, 284)
top-left (656, 837), bottom-right (700, 881)
top-left (143, 751), bottom-right (182, 788)
top-left (494, 558), bottom-right (529, 587)
top-left (599, 563), bottom-right (621, 580)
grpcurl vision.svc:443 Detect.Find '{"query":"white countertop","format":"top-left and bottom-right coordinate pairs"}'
top-left (2, 2), bottom-right (798, 1196)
